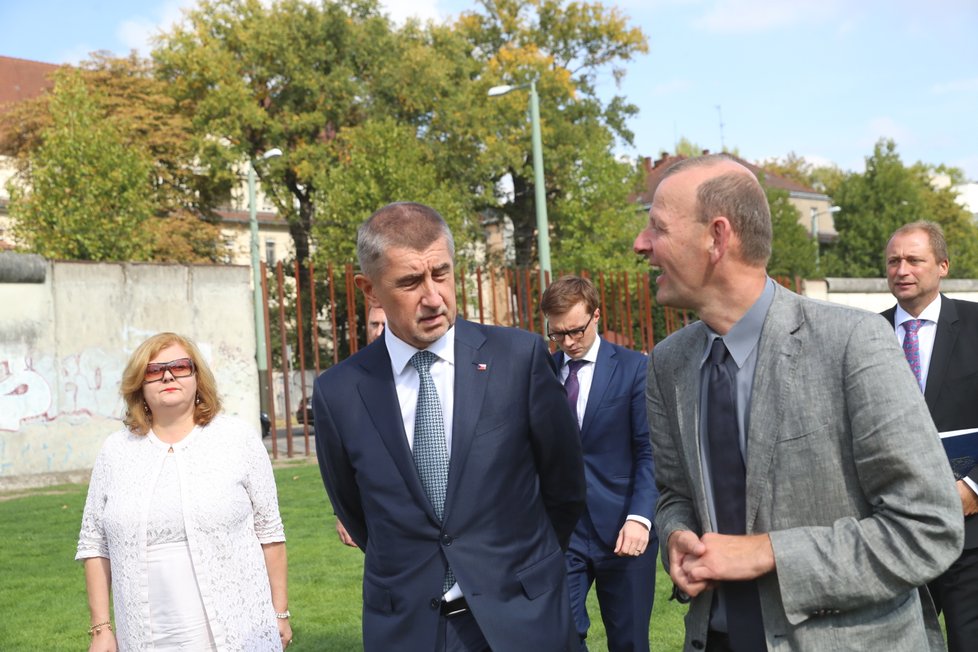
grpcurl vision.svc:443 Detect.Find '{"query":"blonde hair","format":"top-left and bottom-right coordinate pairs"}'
top-left (120, 332), bottom-right (222, 435)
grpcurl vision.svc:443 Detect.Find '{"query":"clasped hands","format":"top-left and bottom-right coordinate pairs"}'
top-left (667, 530), bottom-right (776, 598)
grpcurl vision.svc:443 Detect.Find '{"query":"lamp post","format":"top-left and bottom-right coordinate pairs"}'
top-left (488, 80), bottom-right (552, 286)
top-left (249, 148), bottom-right (282, 410)
top-left (810, 205), bottom-right (841, 272)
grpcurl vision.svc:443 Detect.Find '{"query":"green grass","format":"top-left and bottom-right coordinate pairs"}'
top-left (0, 460), bottom-right (686, 651)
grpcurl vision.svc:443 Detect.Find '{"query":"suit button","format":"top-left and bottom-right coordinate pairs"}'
top-left (430, 598), bottom-right (440, 609)
top-left (691, 641), bottom-right (705, 650)
top-left (442, 534), bottom-right (454, 545)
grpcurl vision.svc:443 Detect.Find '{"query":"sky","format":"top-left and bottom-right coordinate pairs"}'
top-left (2, 0), bottom-right (977, 180)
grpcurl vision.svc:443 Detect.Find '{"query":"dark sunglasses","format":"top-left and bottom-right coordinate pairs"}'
top-left (547, 313), bottom-right (595, 343)
top-left (144, 358), bottom-right (196, 384)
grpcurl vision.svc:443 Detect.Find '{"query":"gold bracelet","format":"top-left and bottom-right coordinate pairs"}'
top-left (88, 621), bottom-right (112, 637)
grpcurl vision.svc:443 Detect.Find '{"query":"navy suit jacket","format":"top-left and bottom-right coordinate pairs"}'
top-left (314, 318), bottom-right (586, 651)
top-left (555, 339), bottom-right (657, 548)
top-left (883, 295), bottom-right (978, 548)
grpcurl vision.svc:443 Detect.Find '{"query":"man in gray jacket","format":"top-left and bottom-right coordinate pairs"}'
top-left (633, 154), bottom-right (962, 651)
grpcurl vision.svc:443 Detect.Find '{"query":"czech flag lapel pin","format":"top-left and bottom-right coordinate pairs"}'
top-left (476, 363), bottom-right (488, 371)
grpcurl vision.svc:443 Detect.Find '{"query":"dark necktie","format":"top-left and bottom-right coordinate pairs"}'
top-left (706, 338), bottom-right (764, 651)
top-left (902, 319), bottom-right (924, 391)
top-left (564, 359), bottom-right (587, 423)
top-left (409, 350), bottom-right (455, 593)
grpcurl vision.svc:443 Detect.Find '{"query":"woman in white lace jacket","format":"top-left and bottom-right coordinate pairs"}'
top-left (76, 333), bottom-right (292, 651)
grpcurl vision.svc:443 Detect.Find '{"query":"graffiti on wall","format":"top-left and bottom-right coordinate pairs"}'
top-left (0, 349), bottom-right (125, 432)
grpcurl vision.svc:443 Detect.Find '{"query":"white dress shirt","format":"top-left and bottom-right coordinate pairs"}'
top-left (385, 326), bottom-right (455, 456)
top-left (384, 325), bottom-right (462, 600)
top-left (894, 295), bottom-right (941, 393)
top-left (558, 336), bottom-right (600, 429)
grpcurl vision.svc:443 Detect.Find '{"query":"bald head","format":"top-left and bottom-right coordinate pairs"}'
top-left (659, 155), bottom-right (772, 266)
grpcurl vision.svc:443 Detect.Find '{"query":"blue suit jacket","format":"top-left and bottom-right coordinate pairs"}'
top-left (314, 318), bottom-right (586, 651)
top-left (556, 338), bottom-right (657, 548)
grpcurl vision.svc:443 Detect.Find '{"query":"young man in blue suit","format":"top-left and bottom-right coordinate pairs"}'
top-left (883, 221), bottom-right (978, 652)
top-left (540, 275), bottom-right (657, 652)
top-left (313, 202), bottom-right (586, 652)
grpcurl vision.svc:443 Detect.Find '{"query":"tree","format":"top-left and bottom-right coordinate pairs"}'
top-left (823, 139), bottom-right (978, 278)
top-left (453, 0), bottom-right (649, 269)
top-left (6, 69), bottom-right (155, 261)
top-left (674, 136), bottom-right (705, 158)
top-left (549, 136), bottom-right (646, 272)
top-left (311, 117), bottom-right (472, 264)
top-left (759, 151), bottom-right (844, 195)
top-left (764, 186), bottom-right (816, 279)
top-left (1, 53), bottom-right (228, 263)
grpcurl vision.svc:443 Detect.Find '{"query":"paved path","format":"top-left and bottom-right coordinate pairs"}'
top-left (264, 425), bottom-right (317, 460)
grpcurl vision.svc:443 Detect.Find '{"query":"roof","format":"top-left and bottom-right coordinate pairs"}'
top-left (0, 56), bottom-right (59, 114)
top-left (632, 150), bottom-right (825, 207)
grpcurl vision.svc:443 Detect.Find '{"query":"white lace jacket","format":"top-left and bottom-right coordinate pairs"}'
top-left (76, 415), bottom-right (286, 651)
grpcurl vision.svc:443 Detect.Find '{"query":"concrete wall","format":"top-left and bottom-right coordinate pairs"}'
top-left (0, 255), bottom-right (259, 489)
top-left (803, 278), bottom-right (978, 312)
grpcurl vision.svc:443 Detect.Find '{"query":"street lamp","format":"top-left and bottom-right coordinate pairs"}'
top-left (810, 205), bottom-right (841, 272)
top-left (249, 148), bottom-right (282, 409)
top-left (488, 80), bottom-right (551, 286)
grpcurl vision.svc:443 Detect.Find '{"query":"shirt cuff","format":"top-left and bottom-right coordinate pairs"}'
top-left (963, 476), bottom-right (978, 497)
top-left (626, 515), bottom-right (652, 531)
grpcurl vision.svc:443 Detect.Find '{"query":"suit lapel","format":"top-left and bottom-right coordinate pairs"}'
top-left (745, 287), bottom-right (803, 533)
top-left (356, 342), bottom-right (434, 521)
top-left (580, 340), bottom-right (616, 437)
top-left (671, 325), bottom-right (709, 522)
top-left (444, 319), bottom-right (490, 518)
top-left (925, 296), bottom-right (959, 411)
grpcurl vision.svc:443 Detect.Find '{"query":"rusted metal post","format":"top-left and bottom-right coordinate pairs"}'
top-left (275, 262), bottom-right (294, 458)
top-left (294, 260), bottom-right (310, 456)
top-left (261, 263), bottom-right (277, 459)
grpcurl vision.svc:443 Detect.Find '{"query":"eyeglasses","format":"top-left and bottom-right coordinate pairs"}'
top-left (144, 358), bottom-right (196, 384)
top-left (547, 313), bottom-right (595, 343)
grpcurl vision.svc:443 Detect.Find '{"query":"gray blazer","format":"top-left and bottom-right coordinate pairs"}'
top-left (649, 284), bottom-right (963, 651)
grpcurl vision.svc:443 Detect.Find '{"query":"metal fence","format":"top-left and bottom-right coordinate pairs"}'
top-left (259, 259), bottom-right (800, 458)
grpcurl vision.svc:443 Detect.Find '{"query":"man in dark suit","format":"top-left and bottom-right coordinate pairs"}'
top-left (540, 275), bottom-right (657, 652)
top-left (313, 202), bottom-right (586, 652)
top-left (883, 220), bottom-right (978, 652)
top-left (633, 155), bottom-right (962, 651)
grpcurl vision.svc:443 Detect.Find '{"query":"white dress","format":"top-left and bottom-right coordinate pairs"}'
top-left (77, 415), bottom-right (285, 651)
top-left (146, 438), bottom-right (217, 650)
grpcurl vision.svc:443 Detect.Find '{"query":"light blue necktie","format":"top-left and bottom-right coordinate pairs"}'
top-left (409, 350), bottom-right (454, 593)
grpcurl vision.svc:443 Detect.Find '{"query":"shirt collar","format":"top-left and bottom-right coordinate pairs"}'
top-left (701, 277), bottom-right (776, 368)
top-left (895, 294), bottom-right (941, 326)
top-left (385, 323), bottom-right (456, 375)
top-left (564, 335), bottom-right (601, 367)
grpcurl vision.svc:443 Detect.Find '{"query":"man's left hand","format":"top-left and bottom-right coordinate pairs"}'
top-left (958, 480), bottom-right (978, 517)
top-left (614, 520), bottom-right (651, 557)
top-left (680, 532), bottom-right (775, 583)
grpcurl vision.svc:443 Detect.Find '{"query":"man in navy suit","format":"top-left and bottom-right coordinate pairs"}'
top-left (313, 202), bottom-right (586, 651)
top-left (540, 275), bottom-right (657, 652)
top-left (883, 221), bottom-right (978, 652)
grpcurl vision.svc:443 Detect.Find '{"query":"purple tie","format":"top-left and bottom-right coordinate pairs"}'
top-left (564, 359), bottom-right (587, 423)
top-left (902, 319), bottom-right (924, 391)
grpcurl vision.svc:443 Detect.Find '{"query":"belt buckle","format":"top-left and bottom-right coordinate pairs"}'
top-left (441, 597), bottom-right (468, 618)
